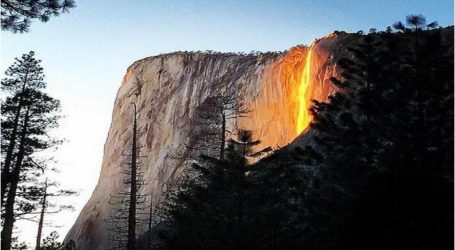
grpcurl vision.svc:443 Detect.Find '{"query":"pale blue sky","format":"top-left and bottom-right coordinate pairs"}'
top-left (1, 0), bottom-right (453, 247)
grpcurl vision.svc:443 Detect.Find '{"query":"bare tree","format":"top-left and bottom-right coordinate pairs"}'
top-left (34, 178), bottom-right (77, 250)
top-left (105, 104), bottom-right (148, 250)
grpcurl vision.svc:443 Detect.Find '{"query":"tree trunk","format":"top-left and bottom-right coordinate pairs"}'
top-left (35, 179), bottom-right (48, 250)
top-left (1, 107), bottom-right (30, 250)
top-left (1, 80), bottom-right (28, 206)
top-left (235, 143), bottom-right (247, 250)
top-left (127, 104), bottom-right (137, 250)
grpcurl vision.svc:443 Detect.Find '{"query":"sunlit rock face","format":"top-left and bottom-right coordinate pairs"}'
top-left (66, 32), bottom-right (355, 249)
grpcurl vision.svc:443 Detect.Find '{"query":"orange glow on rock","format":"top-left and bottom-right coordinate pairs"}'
top-left (238, 43), bottom-right (336, 149)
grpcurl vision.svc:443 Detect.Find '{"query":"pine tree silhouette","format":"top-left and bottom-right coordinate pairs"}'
top-left (1, 51), bottom-right (62, 250)
top-left (1, 0), bottom-right (76, 33)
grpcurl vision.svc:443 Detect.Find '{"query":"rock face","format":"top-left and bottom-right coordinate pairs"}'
top-left (66, 32), bottom-right (358, 249)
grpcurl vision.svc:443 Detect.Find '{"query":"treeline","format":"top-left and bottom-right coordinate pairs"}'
top-left (151, 15), bottom-right (453, 250)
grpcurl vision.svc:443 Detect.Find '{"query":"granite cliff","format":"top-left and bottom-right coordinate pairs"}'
top-left (66, 31), bottom-right (359, 249)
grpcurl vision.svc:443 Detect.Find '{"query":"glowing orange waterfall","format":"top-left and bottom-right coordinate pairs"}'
top-left (296, 46), bottom-right (313, 134)
top-left (238, 43), bottom-right (336, 149)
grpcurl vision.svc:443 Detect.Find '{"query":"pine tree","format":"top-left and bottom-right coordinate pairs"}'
top-left (225, 130), bottom-right (271, 250)
top-left (1, 0), bottom-right (76, 33)
top-left (1, 51), bottom-right (62, 250)
top-left (1, 51), bottom-right (46, 204)
top-left (243, 146), bottom-right (312, 250)
top-left (11, 237), bottom-right (28, 250)
top-left (39, 231), bottom-right (77, 250)
top-left (157, 129), bottom-right (270, 250)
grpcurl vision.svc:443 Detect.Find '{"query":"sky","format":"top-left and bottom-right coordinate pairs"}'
top-left (1, 0), bottom-right (453, 247)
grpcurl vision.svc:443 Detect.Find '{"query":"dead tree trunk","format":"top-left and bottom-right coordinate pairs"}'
top-left (127, 103), bottom-right (138, 250)
top-left (35, 178), bottom-right (48, 250)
